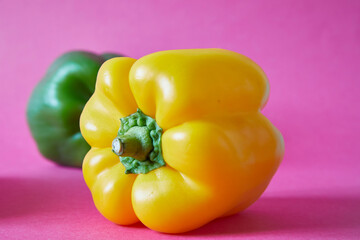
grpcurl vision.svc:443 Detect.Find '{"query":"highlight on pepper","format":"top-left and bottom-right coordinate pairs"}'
top-left (80, 48), bottom-right (284, 233)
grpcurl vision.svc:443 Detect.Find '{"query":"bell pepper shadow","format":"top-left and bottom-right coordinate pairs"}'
top-left (182, 196), bottom-right (360, 236)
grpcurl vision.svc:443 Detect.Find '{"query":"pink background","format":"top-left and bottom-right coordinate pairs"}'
top-left (1, 0), bottom-right (359, 239)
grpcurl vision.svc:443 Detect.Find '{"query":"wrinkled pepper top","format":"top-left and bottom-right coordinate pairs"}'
top-left (80, 49), bottom-right (284, 233)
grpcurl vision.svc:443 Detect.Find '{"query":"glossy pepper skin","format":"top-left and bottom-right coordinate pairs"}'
top-left (27, 51), bottom-right (122, 167)
top-left (80, 49), bottom-right (284, 233)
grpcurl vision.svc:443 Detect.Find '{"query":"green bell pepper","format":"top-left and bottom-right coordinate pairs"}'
top-left (27, 51), bottom-right (122, 167)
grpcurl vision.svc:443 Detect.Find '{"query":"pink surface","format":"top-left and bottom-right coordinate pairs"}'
top-left (1, 0), bottom-right (359, 239)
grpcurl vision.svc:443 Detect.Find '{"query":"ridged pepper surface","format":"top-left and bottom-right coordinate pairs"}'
top-left (80, 49), bottom-right (284, 233)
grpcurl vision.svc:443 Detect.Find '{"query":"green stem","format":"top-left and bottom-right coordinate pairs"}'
top-left (111, 109), bottom-right (165, 174)
top-left (112, 126), bottom-right (153, 161)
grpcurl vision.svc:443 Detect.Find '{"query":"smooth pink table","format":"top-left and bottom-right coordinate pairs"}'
top-left (1, 0), bottom-right (359, 239)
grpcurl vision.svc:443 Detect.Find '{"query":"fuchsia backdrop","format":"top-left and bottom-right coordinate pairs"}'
top-left (1, 0), bottom-right (359, 239)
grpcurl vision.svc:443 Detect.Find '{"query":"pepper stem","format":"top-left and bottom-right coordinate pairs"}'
top-left (112, 109), bottom-right (165, 174)
top-left (112, 138), bottom-right (123, 155)
top-left (112, 126), bottom-right (153, 161)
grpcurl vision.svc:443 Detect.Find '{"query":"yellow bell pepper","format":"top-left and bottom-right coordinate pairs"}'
top-left (80, 49), bottom-right (284, 233)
